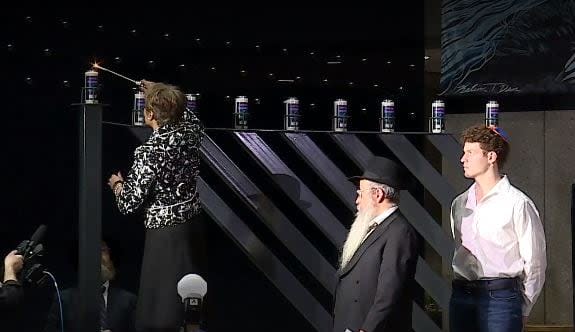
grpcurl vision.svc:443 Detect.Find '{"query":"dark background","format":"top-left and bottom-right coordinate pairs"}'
top-left (1, 7), bottom-right (424, 331)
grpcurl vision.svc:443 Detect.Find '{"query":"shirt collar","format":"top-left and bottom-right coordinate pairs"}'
top-left (370, 205), bottom-right (399, 226)
top-left (150, 121), bottom-right (181, 138)
top-left (467, 175), bottom-right (510, 204)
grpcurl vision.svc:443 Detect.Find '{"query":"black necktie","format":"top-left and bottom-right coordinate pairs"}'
top-left (362, 223), bottom-right (379, 242)
top-left (367, 222), bottom-right (378, 233)
top-left (100, 286), bottom-right (108, 330)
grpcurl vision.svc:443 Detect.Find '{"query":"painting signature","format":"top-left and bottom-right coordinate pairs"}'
top-left (454, 83), bottom-right (521, 94)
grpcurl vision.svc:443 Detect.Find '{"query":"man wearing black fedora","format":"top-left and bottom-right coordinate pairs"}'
top-left (333, 156), bottom-right (420, 332)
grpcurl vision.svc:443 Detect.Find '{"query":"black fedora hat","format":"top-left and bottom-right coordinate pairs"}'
top-left (348, 156), bottom-right (407, 189)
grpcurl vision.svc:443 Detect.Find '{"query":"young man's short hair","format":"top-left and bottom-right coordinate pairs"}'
top-left (461, 124), bottom-right (510, 168)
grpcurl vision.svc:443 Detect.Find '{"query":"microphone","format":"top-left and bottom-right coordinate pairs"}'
top-left (30, 224), bottom-right (47, 243)
top-left (16, 224), bottom-right (47, 260)
top-left (15, 224), bottom-right (49, 286)
top-left (177, 274), bottom-right (207, 326)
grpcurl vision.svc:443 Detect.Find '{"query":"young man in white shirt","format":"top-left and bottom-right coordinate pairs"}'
top-left (450, 124), bottom-right (546, 332)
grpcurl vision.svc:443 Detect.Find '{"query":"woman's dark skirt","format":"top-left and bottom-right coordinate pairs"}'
top-left (136, 214), bottom-right (207, 330)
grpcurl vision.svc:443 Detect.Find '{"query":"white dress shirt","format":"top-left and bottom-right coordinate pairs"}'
top-left (450, 175), bottom-right (547, 315)
top-left (102, 280), bottom-right (109, 307)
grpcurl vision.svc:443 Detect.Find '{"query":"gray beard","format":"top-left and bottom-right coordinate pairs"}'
top-left (340, 206), bottom-right (376, 270)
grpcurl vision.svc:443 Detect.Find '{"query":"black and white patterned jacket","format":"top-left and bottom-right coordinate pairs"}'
top-left (115, 116), bottom-right (203, 228)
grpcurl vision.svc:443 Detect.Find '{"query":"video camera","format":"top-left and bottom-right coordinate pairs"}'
top-left (15, 225), bottom-right (49, 287)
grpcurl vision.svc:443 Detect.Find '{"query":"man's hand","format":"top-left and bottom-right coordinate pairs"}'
top-left (4, 250), bottom-right (24, 282)
top-left (523, 316), bottom-right (528, 331)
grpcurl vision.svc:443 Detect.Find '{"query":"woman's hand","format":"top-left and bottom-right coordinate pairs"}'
top-left (108, 172), bottom-right (124, 195)
top-left (139, 79), bottom-right (155, 93)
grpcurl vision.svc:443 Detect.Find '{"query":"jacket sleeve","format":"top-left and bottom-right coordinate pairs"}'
top-left (128, 291), bottom-right (138, 332)
top-left (115, 145), bottom-right (160, 214)
top-left (0, 280), bottom-right (23, 309)
top-left (361, 224), bottom-right (420, 332)
top-left (43, 293), bottom-right (61, 332)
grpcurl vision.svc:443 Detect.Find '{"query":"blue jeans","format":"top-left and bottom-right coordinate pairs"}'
top-left (450, 284), bottom-right (523, 332)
